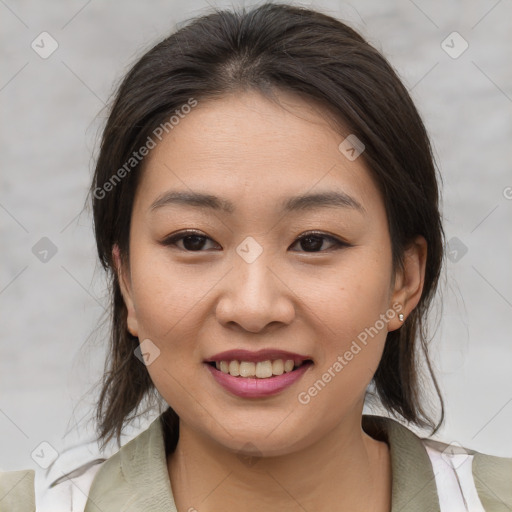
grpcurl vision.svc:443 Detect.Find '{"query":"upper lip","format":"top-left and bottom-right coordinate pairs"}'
top-left (204, 349), bottom-right (312, 364)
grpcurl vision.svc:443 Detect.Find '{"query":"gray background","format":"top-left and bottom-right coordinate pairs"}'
top-left (1, 0), bottom-right (511, 473)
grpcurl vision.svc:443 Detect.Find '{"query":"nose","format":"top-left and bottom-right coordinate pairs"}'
top-left (215, 248), bottom-right (295, 334)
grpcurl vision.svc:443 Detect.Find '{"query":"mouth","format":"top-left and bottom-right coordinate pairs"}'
top-left (203, 349), bottom-right (314, 398)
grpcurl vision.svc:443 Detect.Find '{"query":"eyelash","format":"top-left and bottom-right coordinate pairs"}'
top-left (160, 229), bottom-right (350, 253)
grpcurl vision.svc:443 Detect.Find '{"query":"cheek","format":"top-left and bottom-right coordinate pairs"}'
top-left (296, 249), bottom-right (393, 408)
top-left (128, 243), bottom-right (209, 338)
top-left (127, 245), bottom-right (209, 383)
top-left (127, 249), bottom-right (208, 413)
top-left (314, 248), bottom-right (392, 341)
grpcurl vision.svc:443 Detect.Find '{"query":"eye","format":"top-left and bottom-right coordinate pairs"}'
top-left (161, 230), bottom-right (349, 253)
top-left (160, 230), bottom-right (220, 252)
top-left (289, 231), bottom-right (349, 253)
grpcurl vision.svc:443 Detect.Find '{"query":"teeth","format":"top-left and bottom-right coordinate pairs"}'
top-left (228, 360), bottom-right (240, 376)
top-left (239, 361), bottom-right (255, 377)
top-left (255, 360), bottom-right (273, 378)
top-left (213, 358), bottom-right (304, 378)
top-left (272, 359), bottom-right (284, 376)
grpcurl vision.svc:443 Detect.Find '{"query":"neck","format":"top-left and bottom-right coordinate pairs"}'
top-left (167, 408), bottom-right (392, 512)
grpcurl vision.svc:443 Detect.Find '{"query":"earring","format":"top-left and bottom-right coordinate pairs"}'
top-left (398, 313), bottom-right (404, 322)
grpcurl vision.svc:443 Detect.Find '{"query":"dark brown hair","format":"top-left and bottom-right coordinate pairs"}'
top-left (89, 2), bottom-right (445, 450)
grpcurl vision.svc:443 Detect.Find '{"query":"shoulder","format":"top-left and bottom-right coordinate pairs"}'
top-left (472, 449), bottom-right (512, 510)
top-left (33, 435), bottom-right (110, 512)
top-left (421, 437), bottom-right (512, 511)
top-left (0, 447), bottom-right (108, 512)
top-left (0, 469), bottom-right (35, 511)
top-left (362, 414), bottom-right (512, 510)
top-left (35, 458), bottom-right (106, 512)
top-left (36, 416), bottom-right (169, 512)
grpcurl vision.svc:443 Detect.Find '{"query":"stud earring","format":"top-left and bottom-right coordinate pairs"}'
top-left (398, 313), bottom-right (404, 322)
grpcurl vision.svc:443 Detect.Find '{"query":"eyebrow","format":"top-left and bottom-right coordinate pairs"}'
top-left (149, 189), bottom-right (365, 214)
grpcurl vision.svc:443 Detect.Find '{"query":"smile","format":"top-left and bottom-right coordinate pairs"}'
top-left (204, 349), bottom-right (313, 398)
top-left (209, 358), bottom-right (309, 378)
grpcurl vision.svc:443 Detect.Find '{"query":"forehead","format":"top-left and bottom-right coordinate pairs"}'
top-left (134, 90), bottom-right (383, 218)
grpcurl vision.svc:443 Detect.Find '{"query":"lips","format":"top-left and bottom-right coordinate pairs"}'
top-left (204, 349), bottom-right (313, 398)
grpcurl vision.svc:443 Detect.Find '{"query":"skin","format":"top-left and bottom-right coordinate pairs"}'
top-left (114, 89), bottom-right (427, 512)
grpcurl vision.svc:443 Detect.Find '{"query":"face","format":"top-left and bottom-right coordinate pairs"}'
top-left (115, 90), bottom-right (425, 456)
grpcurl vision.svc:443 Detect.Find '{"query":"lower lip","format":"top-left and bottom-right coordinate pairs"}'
top-left (205, 362), bottom-right (313, 398)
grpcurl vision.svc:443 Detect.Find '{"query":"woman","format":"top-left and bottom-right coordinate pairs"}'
top-left (5, 3), bottom-right (511, 511)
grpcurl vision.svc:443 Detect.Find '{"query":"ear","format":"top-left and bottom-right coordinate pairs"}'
top-left (112, 244), bottom-right (139, 338)
top-left (387, 235), bottom-right (427, 332)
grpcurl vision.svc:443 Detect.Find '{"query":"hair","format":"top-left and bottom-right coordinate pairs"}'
top-left (89, 2), bottom-right (445, 451)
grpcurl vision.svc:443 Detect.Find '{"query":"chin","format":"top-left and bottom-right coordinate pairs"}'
top-left (199, 416), bottom-right (316, 459)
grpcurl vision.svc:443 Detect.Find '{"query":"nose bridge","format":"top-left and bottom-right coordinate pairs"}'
top-left (216, 235), bottom-right (294, 332)
top-left (234, 235), bottom-right (278, 302)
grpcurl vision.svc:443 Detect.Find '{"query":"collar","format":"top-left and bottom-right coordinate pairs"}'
top-left (85, 413), bottom-right (440, 512)
top-left (362, 415), bottom-right (440, 511)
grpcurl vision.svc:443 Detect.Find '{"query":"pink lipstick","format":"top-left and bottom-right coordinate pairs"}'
top-left (204, 349), bottom-right (313, 398)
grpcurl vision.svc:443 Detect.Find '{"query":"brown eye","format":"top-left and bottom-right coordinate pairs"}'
top-left (290, 232), bottom-right (349, 253)
top-left (161, 231), bottom-right (220, 251)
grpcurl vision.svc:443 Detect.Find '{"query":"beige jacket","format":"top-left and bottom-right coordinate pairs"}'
top-left (2, 413), bottom-right (512, 511)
